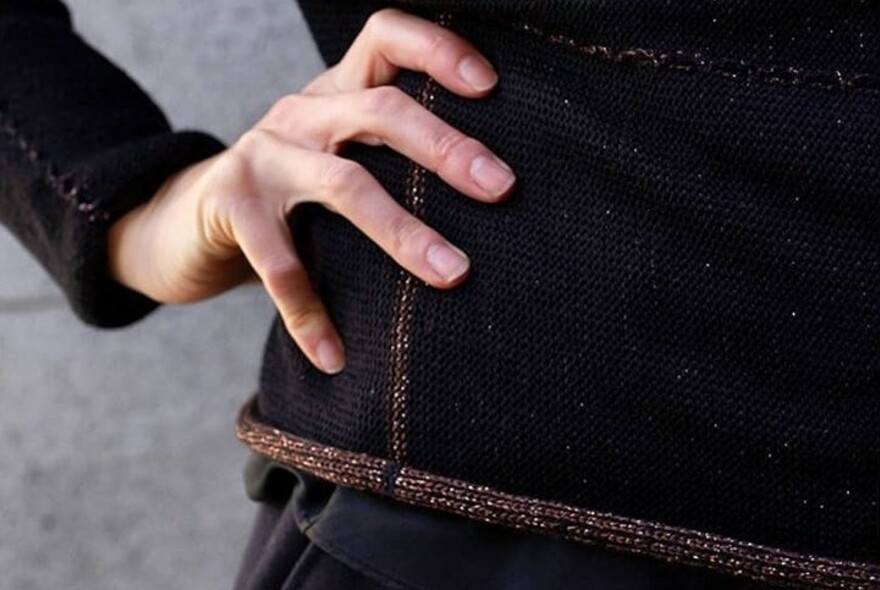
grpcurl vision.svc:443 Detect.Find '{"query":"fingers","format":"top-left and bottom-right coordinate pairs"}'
top-left (228, 7), bottom-right (505, 373)
top-left (233, 129), bottom-right (473, 290)
top-left (319, 159), bottom-right (473, 286)
top-left (259, 88), bottom-right (515, 202)
top-left (228, 193), bottom-right (346, 375)
top-left (303, 8), bottom-right (497, 97)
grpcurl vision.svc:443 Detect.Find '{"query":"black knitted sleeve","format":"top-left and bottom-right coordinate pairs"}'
top-left (0, 0), bottom-right (226, 327)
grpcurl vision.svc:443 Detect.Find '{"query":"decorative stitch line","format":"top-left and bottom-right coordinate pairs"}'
top-left (514, 22), bottom-right (880, 96)
top-left (243, 14), bottom-right (880, 587)
top-left (0, 105), bottom-right (107, 222)
top-left (386, 134), bottom-right (425, 465)
top-left (236, 398), bottom-right (880, 590)
top-left (386, 13), bottom-right (451, 470)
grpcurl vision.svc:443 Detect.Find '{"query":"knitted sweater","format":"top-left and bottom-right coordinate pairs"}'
top-left (2, 1), bottom-right (878, 588)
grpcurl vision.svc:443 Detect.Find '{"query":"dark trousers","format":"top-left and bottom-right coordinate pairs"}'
top-left (232, 465), bottom-right (777, 590)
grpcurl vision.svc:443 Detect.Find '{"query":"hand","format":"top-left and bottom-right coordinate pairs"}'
top-left (108, 8), bottom-right (515, 375)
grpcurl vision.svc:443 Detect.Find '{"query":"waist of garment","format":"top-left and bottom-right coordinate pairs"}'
top-left (245, 3), bottom-right (880, 588)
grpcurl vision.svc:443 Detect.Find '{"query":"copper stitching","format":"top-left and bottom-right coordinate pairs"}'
top-left (386, 173), bottom-right (419, 462)
top-left (0, 105), bottom-right (107, 222)
top-left (514, 22), bottom-right (880, 96)
top-left (393, 470), bottom-right (877, 588)
top-left (236, 403), bottom-right (387, 495)
top-left (247, 12), bottom-right (880, 588)
top-left (236, 397), bottom-right (880, 590)
top-left (387, 272), bottom-right (417, 464)
top-left (386, 13), bottom-right (451, 467)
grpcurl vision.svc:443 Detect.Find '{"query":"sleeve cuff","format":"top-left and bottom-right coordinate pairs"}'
top-left (64, 130), bottom-right (226, 327)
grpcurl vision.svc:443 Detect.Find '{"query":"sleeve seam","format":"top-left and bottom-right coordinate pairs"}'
top-left (0, 101), bottom-right (108, 223)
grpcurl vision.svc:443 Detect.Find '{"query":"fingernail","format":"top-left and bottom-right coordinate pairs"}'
top-left (317, 339), bottom-right (345, 374)
top-left (457, 55), bottom-right (498, 92)
top-left (427, 242), bottom-right (470, 282)
top-left (470, 154), bottom-right (515, 197)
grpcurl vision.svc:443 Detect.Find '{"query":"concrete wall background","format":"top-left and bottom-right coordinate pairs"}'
top-left (0, 2), bottom-right (324, 588)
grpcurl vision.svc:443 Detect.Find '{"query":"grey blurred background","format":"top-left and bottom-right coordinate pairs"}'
top-left (0, 1), bottom-right (324, 588)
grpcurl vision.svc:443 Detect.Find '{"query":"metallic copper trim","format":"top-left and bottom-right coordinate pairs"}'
top-left (386, 14), bottom-right (451, 465)
top-left (386, 134), bottom-right (425, 464)
top-left (237, 400), bottom-right (387, 495)
top-left (514, 22), bottom-right (880, 95)
top-left (386, 266), bottom-right (417, 463)
top-left (237, 398), bottom-right (880, 590)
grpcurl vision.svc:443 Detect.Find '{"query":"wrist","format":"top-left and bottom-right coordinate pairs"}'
top-left (106, 153), bottom-right (226, 302)
top-left (107, 199), bottom-right (153, 295)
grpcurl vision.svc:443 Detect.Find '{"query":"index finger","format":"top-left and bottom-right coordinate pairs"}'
top-left (303, 8), bottom-right (497, 97)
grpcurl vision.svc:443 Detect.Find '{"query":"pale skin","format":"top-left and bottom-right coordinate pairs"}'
top-left (108, 9), bottom-right (515, 375)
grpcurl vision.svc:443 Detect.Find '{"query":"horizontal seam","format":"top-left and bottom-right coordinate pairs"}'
top-left (513, 22), bottom-right (880, 96)
top-left (236, 397), bottom-right (880, 590)
top-left (0, 102), bottom-right (108, 223)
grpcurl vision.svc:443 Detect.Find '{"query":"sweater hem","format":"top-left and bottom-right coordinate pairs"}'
top-left (236, 396), bottom-right (879, 590)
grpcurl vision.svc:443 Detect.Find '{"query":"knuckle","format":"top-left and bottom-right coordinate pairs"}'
top-left (320, 159), bottom-right (367, 197)
top-left (266, 93), bottom-right (305, 124)
top-left (387, 214), bottom-right (427, 254)
top-left (431, 129), bottom-right (472, 164)
top-left (364, 8), bottom-right (400, 34)
top-left (234, 128), bottom-right (275, 158)
top-left (360, 86), bottom-right (406, 117)
top-left (424, 30), bottom-right (462, 68)
top-left (217, 146), bottom-right (250, 183)
top-left (261, 259), bottom-right (300, 293)
top-left (284, 305), bottom-right (325, 335)
top-left (425, 30), bottom-right (451, 58)
top-left (219, 144), bottom-right (259, 189)
top-left (229, 128), bottom-right (283, 184)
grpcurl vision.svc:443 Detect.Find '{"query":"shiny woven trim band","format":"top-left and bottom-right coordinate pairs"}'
top-left (236, 398), bottom-right (879, 590)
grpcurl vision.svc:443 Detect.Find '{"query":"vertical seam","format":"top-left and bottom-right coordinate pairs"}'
top-left (236, 400), bottom-right (880, 590)
top-left (387, 13), bottom-right (451, 471)
top-left (386, 79), bottom-right (434, 465)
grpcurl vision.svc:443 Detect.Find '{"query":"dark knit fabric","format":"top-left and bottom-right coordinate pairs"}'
top-left (2, 0), bottom-right (878, 585)
top-left (273, 0), bottom-right (880, 566)
top-left (0, 0), bottom-right (225, 326)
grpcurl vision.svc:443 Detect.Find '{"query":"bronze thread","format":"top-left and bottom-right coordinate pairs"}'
top-left (515, 22), bottom-right (880, 95)
top-left (242, 13), bottom-right (880, 589)
top-left (0, 106), bottom-right (105, 222)
top-left (236, 397), bottom-right (880, 590)
top-left (386, 13), bottom-right (451, 466)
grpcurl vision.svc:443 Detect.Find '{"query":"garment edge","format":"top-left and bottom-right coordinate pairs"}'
top-left (236, 397), bottom-right (879, 590)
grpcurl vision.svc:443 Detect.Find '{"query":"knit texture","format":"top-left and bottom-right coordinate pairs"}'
top-left (260, 0), bottom-right (880, 566)
top-left (2, 0), bottom-right (877, 576)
